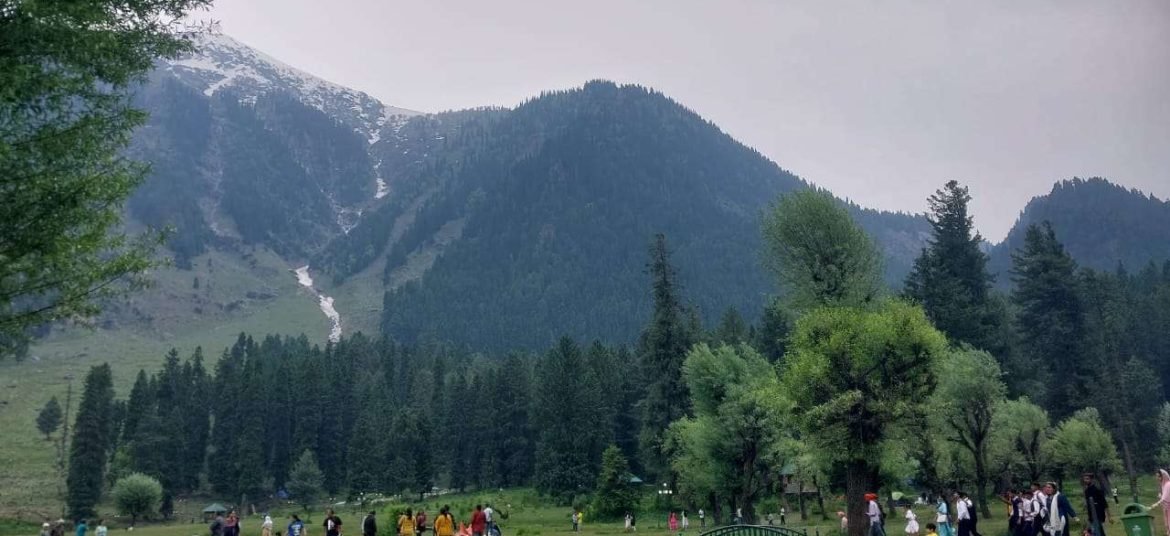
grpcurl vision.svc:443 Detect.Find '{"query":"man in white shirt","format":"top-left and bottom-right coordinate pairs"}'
top-left (483, 505), bottom-right (494, 536)
top-left (954, 493), bottom-right (972, 536)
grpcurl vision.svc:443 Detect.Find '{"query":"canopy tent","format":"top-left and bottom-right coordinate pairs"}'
top-left (203, 503), bottom-right (228, 521)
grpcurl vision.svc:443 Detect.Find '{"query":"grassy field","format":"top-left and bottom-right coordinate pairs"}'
top-left (2, 483), bottom-right (1166, 536)
top-left (0, 247), bottom-right (331, 514)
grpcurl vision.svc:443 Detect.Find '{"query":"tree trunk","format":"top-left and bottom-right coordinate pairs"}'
top-left (847, 459), bottom-right (878, 536)
top-left (798, 480), bottom-right (808, 521)
top-left (975, 449), bottom-right (991, 518)
top-left (1120, 438), bottom-right (1139, 502)
top-left (711, 493), bottom-right (722, 526)
top-left (815, 476), bottom-right (829, 520)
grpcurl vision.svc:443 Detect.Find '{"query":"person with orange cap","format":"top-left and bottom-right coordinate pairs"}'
top-left (867, 493), bottom-right (887, 536)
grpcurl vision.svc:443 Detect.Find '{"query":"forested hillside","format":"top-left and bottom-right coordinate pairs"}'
top-left (989, 178), bottom-right (1170, 277)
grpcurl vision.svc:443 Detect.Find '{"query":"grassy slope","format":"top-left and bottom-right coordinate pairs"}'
top-left (0, 247), bottom-right (330, 516)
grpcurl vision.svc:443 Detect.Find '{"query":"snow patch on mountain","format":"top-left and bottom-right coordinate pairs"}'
top-left (293, 265), bottom-right (341, 342)
top-left (166, 32), bottom-right (421, 143)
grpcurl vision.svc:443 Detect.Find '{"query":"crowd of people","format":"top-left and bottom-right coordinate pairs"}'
top-left (854, 471), bottom-right (1170, 536)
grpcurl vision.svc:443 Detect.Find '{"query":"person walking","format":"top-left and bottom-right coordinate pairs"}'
top-left (75, 520), bottom-right (88, 536)
top-left (905, 507), bottom-right (920, 536)
top-left (225, 512), bottom-right (240, 536)
top-left (416, 510), bottom-right (428, 536)
top-left (263, 516), bottom-right (275, 536)
top-left (434, 507), bottom-right (454, 536)
top-left (94, 520), bottom-right (107, 536)
top-left (483, 506), bottom-right (494, 536)
top-left (955, 494), bottom-right (972, 536)
top-left (1018, 489), bottom-right (1040, 536)
top-left (470, 506), bottom-right (486, 536)
top-left (1081, 473), bottom-right (1111, 536)
top-left (288, 516), bottom-right (306, 536)
top-left (399, 510), bottom-right (415, 536)
top-left (935, 497), bottom-right (954, 536)
top-left (323, 510), bottom-right (343, 536)
top-left (1042, 482), bottom-right (1077, 536)
top-left (1149, 469), bottom-right (1170, 536)
top-left (362, 512), bottom-right (377, 536)
top-left (868, 493), bottom-right (887, 536)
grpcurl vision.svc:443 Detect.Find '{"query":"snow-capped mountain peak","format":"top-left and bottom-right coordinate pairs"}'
top-left (165, 31), bottom-right (421, 143)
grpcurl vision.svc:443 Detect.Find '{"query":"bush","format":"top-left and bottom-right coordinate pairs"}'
top-left (112, 473), bottom-right (163, 525)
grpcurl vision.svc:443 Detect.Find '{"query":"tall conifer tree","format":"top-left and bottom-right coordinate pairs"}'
top-left (67, 364), bottom-right (116, 519)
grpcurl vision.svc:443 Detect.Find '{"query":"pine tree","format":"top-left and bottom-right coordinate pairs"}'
top-left (287, 449), bottom-right (324, 512)
top-left (347, 383), bottom-right (386, 496)
top-left (610, 346), bottom-right (642, 472)
top-left (67, 363), bottom-right (116, 519)
top-left (638, 234), bottom-right (694, 480)
top-left (122, 370), bottom-right (153, 443)
top-left (592, 445), bottom-right (638, 519)
top-left (753, 300), bottom-right (790, 364)
top-left (179, 349), bottom-right (211, 493)
top-left (535, 337), bottom-right (598, 499)
top-left (713, 307), bottom-right (748, 346)
top-left (905, 181), bottom-right (1002, 352)
top-left (1011, 223), bottom-right (1086, 417)
top-left (37, 396), bottom-right (63, 440)
top-left (495, 354), bottom-right (534, 486)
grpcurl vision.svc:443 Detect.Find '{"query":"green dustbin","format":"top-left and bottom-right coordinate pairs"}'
top-left (1121, 504), bottom-right (1154, 536)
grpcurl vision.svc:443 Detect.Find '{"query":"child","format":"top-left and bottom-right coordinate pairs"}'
top-left (925, 523), bottom-right (938, 536)
top-left (905, 508), bottom-right (919, 536)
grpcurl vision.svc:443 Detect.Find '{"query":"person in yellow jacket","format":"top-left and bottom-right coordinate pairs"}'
top-left (434, 507), bottom-right (455, 536)
top-left (399, 510), bottom-right (415, 536)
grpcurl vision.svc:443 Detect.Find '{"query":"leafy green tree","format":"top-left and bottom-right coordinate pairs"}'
top-left (1011, 223), bottom-right (1086, 417)
top-left (287, 449), bottom-right (324, 512)
top-left (112, 472), bottom-right (162, 525)
top-left (638, 234), bottom-right (695, 481)
top-left (1046, 408), bottom-right (1121, 482)
top-left (592, 445), bottom-right (639, 519)
top-left (67, 364), bottom-right (117, 519)
top-left (783, 301), bottom-right (947, 536)
top-left (762, 190), bottom-right (883, 311)
top-left (670, 343), bottom-right (787, 522)
top-left (1090, 357), bottom-right (1162, 502)
top-left (753, 299), bottom-right (791, 364)
top-left (0, 0), bottom-right (210, 358)
top-left (988, 398), bottom-right (1051, 484)
top-left (933, 348), bottom-right (1006, 518)
top-left (904, 181), bottom-right (1002, 353)
top-left (1156, 403), bottom-right (1170, 468)
top-left (37, 396), bottom-right (63, 440)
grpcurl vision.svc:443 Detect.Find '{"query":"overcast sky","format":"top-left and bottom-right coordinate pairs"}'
top-left (200, 0), bottom-right (1169, 240)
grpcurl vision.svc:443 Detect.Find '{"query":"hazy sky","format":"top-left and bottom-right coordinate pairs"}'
top-left (200, 0), bottom-right (1169, 240)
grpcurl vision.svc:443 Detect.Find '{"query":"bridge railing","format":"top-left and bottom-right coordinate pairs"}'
top-left (701, 524), bottom-right (810, 536)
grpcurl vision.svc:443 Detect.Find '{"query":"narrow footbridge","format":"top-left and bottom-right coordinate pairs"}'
top-left (702, 526), bottom-right (810, 536)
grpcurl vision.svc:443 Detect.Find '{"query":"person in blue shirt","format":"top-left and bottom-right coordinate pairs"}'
top-left (75, 520), bottom-right (88, 536)
top-left (289, 515), bottom-right (306, 536)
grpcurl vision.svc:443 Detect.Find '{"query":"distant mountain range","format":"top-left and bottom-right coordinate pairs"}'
top-left (101, 32), bottom-right (1170, 350)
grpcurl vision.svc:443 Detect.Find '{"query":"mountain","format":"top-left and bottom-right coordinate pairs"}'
top-left (989, 178), bottom-right (1170, 278)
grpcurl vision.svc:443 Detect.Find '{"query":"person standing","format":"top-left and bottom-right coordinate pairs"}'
top-left (75, 520), bottom-right (88, 536)
top-left (698, 510), bottom-right (705, 529)
top-left (41, 522), bottom-right (51, 536)
top-left (780, 508), bottom-right (787, 526)
top-left (362, 512), bottom-right (377, 536)
top-left (1017, 490), bottom-right (1039, 536)
top-left (470, 506), bottom-right (486, 536)
top-left (1041, 482), bottom-right (1077, 536)
top-left (1149, 469), bottom-right (1170, 536)
top-left (1081, 473), bottom-right (1111, 536)
top-left (570, 511), bottom-right (578, 533)
top-left (954, 494), bottom-right (972, 536)
top-left (323, 509), bottom-right (343, 536)
top-left (1032, 484), bottom-right (1049, 531)
top-left (482, 506), bottom-right (493, 536)
top-left (681, 511), bottom-right (689, 531)
top-left (668, 512), bottom-right (678, 532)
top-left (94, 519), bottom-right (107, 536)
top-left (625, 513), bottom-right (633, 532)
top-left (263, 516), bottom-right (275, 536)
